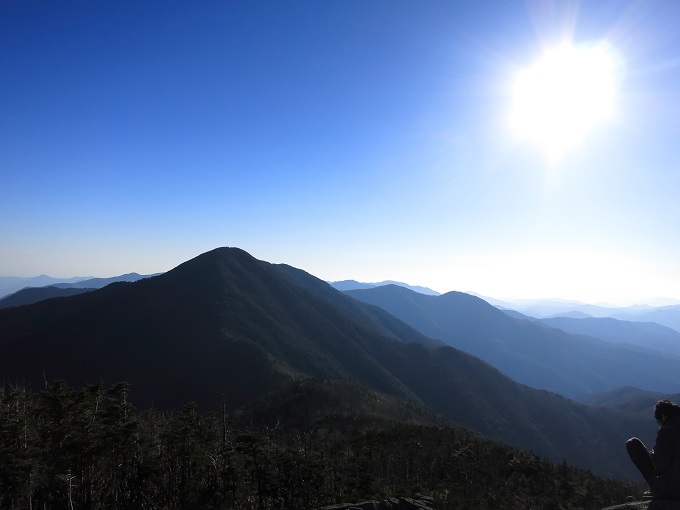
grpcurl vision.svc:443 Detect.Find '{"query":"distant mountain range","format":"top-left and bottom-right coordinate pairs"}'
top-left (0, 273), bottom-right (160, 308)
top-left (0, 247), bottom-right (660, 479)
top-left (0, 286), bottom-right (96, 309)
top-left (489, 297), bottom-right (680, 333)
top-left (344, 285), bottom-right (680, 397)
top-left (330, 279), bottom-right (440, 296)
top-left (501, 309), bottom-right (680, 357)
top-left (0, 275), bottom-right (94, 299)
top-left (611, 305), bottom-right (680, 333)
top-left (51, 272), bottom-right (162, 289)
top-left (538, 316), bottom-right (680, 357)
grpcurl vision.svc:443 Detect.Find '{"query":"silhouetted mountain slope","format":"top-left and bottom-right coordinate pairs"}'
top-left (0, 286), bottom-right (95, 308)
top-left (540, 316), bottom-right (680, 356)
top-left (345, 285), bottom-right (680, 397)
top-left (0, 248), bottom-right (431, 410)
top-left (0, 248), bottom-right (651, 478)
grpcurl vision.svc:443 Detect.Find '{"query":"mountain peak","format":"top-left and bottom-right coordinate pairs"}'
top-left (159, 246), bottom-right (279, 299)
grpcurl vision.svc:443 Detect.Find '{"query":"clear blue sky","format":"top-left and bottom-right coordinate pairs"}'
top-left (2, 1), bottom-right (679, 305)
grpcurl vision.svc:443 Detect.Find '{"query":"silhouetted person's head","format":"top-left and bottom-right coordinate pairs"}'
top-left (654, 400), bottom-right (680, 425)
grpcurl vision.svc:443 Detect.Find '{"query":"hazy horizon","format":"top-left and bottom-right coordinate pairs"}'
top-left (2, 252), bottom-right (679, 308)
top-left (3, 1), bottom-right (680, 306)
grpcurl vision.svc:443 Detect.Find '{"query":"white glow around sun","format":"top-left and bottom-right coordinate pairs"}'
top-left (509, 42), bottom-right (621, 161)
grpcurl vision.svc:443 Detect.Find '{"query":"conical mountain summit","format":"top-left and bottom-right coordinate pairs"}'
top-left (0, 247), bottom-right (428, 409)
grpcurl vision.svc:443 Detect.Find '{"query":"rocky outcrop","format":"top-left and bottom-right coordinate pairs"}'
top-left (320, 494), bottom-right (435, 510)
top-left (604, 500), bottom-right (680, 510)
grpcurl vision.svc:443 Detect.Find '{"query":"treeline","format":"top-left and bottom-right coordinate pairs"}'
top-left (1, 381), bottom-right (639, 509)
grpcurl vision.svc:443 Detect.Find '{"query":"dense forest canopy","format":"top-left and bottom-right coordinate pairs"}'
top-left (0, 381), bottom-right (640, 510)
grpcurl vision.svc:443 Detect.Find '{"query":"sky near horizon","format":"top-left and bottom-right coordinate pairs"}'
top-left (2, 1), bottom-right (680, 306)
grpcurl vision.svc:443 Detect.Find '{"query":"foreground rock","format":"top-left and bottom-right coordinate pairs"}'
top-left (604, 500), bottom-right (680, 510)
top-left (321, 494), bottom-right (435, 510)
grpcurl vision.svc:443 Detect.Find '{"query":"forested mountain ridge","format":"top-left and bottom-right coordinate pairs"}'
top-left (0, 247), bottom-right (653, 479)
top-left (344, 285), bottom-right (680, 397)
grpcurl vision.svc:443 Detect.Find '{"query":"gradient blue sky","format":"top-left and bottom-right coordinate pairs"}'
top-left (2, 1), bottom-right (680, 305)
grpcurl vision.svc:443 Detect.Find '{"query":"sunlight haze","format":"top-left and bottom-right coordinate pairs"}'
top-left (508, 42), bottom-right (621, 161)
top-left (2, 1), bottom-right (679, 306)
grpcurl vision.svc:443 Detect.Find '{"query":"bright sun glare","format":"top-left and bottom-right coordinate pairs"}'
top-left (509, 42), bottom-right (621, 161)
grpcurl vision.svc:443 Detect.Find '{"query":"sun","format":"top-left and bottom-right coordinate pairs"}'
top-left (508, 42), bottom-right (621, 161)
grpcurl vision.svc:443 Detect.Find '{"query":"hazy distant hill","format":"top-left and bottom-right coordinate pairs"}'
top-left (0, 273), bottom-right (159, 309)
top-left (344, 285), bottom-right (680, 397)
top-left (330, 279), bottom-right (440, 295)
top-left (0, 275), bottom-right (93, 299)
top-left (540, 316), bottom-right (680, 357)
top-left (612, 305), bottom-right (680, 334)
top-left (52, 272), bottom-right (161, 289)
top-left (0, 286), bottom-right (95, 309)
top-left (501, 310), bottom-right (680, 356)
top-left (0, 247), bottom-right (651, 479)
top-left (548, 311), bottom-right (593, 319)
top-left (491, 298), bottom-right (637, 316)
top-left (493, 298), bottom-right (680, 333)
